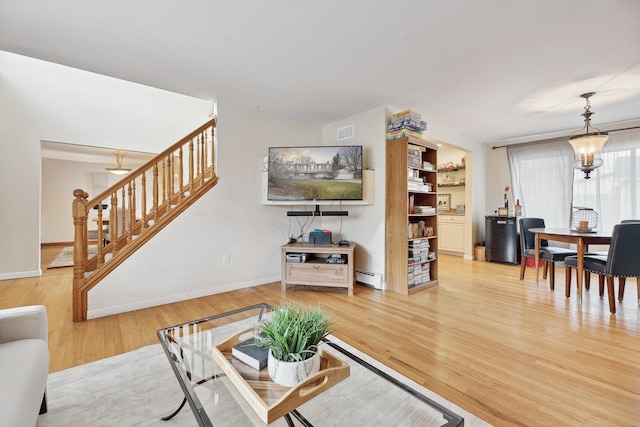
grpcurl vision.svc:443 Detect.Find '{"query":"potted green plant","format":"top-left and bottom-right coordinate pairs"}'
top-left (253, 303), bottom-right (332, 387)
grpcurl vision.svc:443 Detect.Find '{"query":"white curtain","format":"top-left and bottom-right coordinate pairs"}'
top-left (572, 129), bottom-right (640, 231)
top-left (507, 129), bottom-right (640, 232)
top-left (507, 137), bottom-right (575, 228)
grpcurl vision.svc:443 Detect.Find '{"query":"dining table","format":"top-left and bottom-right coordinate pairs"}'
top-left (529, 228), bottom-right (612, 305)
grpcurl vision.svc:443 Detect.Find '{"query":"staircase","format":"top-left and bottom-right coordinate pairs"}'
top-left (71, 118), bottom-right (217, 321)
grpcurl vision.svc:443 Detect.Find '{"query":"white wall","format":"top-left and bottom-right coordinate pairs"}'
top-left (484, 144), bottom-right (513, 219)
top-left (321, 106), bottom-right (387, 278)
top-left (0, 51), bottom-right (213, 279)
top-left (89, 101), bottom-right (322, 317)
top-left (41, 158), bottom-right (96, 243)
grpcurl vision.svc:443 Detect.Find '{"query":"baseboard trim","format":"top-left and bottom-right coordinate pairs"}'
top-left (41, 242), bottom-right (74, 247)
top-left (86, 275), bottom-right (281, 319)
top-left (0, 269), bottom-right (42, 281)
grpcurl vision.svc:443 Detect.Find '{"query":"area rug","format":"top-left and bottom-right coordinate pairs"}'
top-left (47, 246), bottom-right (97, 269)
top-left (36, 338), bottom-right (490, 427)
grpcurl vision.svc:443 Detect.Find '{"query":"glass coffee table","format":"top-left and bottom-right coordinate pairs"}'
top-left (157, 303), bottom-right (464, 426)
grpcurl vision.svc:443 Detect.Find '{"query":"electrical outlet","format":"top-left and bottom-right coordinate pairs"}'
top-left (222, 253), bottom-right (231, 264)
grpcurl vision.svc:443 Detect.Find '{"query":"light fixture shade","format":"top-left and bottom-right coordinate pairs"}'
top-left (569, 134), bottom-right (608, 156)
top-left (569, 92), bottom-right (608, 179)
top-left (106, 150), bottom-right (132, 175)
top-left (106, 167), bottom-right (131, 175)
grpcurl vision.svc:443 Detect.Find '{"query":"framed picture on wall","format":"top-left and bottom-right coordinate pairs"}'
top-left (438, 194), bottom-right (451, 211)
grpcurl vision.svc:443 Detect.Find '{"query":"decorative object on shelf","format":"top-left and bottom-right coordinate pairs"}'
top-left (253, 304), bottom-right (331, 387)
top-left (437, 194), bottom-right (451, 211)
top-left (387, 110), bottom-right (427, 141)
top-left (422, 160), bottom-right (434, 171)
top-left (409, 220), bottom-right (430, 238)
top-left (504, 186), bottom-right (510, 209)
top-left (569, 92), bottom-right (609, 179)
top-left (570, 207), bottom-right (599, 232)
top-left (514, 199), bottom-right (522, 217)
top-left (498, 207), bottom-right (508, 216)
top-left (386, 110), bottom-right (427, 141)
top-left (437, 164), bottom-right (465, 172)
top-left (106, 150), bottom-right (132, 175)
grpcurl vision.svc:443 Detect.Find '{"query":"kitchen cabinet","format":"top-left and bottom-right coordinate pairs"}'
top-left (438, 215), bottom-right (465, 253)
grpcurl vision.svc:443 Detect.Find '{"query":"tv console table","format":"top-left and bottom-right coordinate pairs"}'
top-left (281, 242), bottom-right (356, 296)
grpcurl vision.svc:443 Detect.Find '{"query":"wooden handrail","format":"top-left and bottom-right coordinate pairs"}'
top-left (71, 117), bottom-right (218, 321)
top-left (86, 118), bottom-right (216, 209)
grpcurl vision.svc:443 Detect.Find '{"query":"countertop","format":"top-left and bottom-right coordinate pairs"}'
top-left (439, 211), bottom-right (466, 217)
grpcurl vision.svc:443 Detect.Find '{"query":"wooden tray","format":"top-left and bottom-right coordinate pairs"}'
top-left (211, 329), bottom-right (350, 424)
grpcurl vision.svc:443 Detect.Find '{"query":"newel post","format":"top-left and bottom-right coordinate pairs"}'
top-left (72, 189), bottom-right (89, 321)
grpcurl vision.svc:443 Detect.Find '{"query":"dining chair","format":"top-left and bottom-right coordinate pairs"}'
top-left (564, 222), bottom-right (640, 314)
top-left (518, 217), bottom-right (577, 292)
top-left (565, 219), bottom-right (640, 299)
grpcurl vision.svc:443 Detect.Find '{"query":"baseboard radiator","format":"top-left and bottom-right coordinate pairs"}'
top-left (356, 269), bottom-right (384, 290)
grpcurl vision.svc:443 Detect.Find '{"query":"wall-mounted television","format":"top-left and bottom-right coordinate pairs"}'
top-left (267, 146), bottom-right (363, 201)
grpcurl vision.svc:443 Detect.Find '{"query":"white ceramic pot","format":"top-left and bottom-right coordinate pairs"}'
top-left (267, 350), bottom-right (320, 387)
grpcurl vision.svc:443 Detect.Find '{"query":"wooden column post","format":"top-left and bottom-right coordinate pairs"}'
top-left (141, 172), bottom-right (147, 229)
top-left (178, 146), bottom-right (184, 203)
top-left (72, 189), bottom-right (88, 322)
top-left (153, 163), bottom-right (159, 221)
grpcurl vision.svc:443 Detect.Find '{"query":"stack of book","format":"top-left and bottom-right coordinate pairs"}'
top-left (408, 262), bottom-right (430, 287)
top-left (386, 109), bottom-right (428, 141)
top-left (407, 182), bottom-right (433, 193)
top-left (414, 205), bottom-right (436, 214)
top-left (407, 146), bottom-right (425, 170)
top-left (232, 335), bottom-right (268, 370)
top-left (407, 176), bottom-right (430, 193)
top-left (408, 239), bottom-right (431, 286)
top-left (408, 239), bottom-right (430, 264)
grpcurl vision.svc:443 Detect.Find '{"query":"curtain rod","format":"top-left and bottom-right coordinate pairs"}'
top-left (491, 125), bottom-right (640, 150)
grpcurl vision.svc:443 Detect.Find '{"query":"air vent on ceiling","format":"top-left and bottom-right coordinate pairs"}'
top-left (337, 124), bottom-right (355, 141)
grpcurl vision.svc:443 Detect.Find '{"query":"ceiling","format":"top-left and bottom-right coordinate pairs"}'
top-left (41, 141), bottom-right (155, 166)
top-left (2, 1), bottom-right (639, 144)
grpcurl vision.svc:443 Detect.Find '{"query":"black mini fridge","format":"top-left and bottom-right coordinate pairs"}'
top-left (485, 215), bottom-right (521, 264)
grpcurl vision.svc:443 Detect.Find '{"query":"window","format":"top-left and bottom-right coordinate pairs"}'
top-left (507, 129), bottom-right (640, 230)
top-left (507, 137), bottom-right (574, 228)
top-left (573, 130), bottom-right (639, 231)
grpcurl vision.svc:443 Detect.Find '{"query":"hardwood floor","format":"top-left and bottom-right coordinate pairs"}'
top-left (1, 245), bottom-right (639, 426)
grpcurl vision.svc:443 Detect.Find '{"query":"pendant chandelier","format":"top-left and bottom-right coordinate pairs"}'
top-left (106, 150), bottom-right (132, 175)
top-left (568, 92), bottom-right (608, 179)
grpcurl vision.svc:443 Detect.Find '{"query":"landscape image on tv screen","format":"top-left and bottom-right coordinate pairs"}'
top-left (267, 146), bottom-right (363, 201)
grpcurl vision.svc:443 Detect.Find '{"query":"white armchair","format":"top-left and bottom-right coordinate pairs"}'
top-left (0, 305), bottom-right (50, 427)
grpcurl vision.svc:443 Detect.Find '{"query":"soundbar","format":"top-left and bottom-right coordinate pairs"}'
top-left (287, 211), bottom-right (349, 217)
top-left (287, 211), bottom-right (313, 216)
top-left (320, 211), bottom-right (348, 216)
top-left (287, 205), bottom-right (348, 217)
